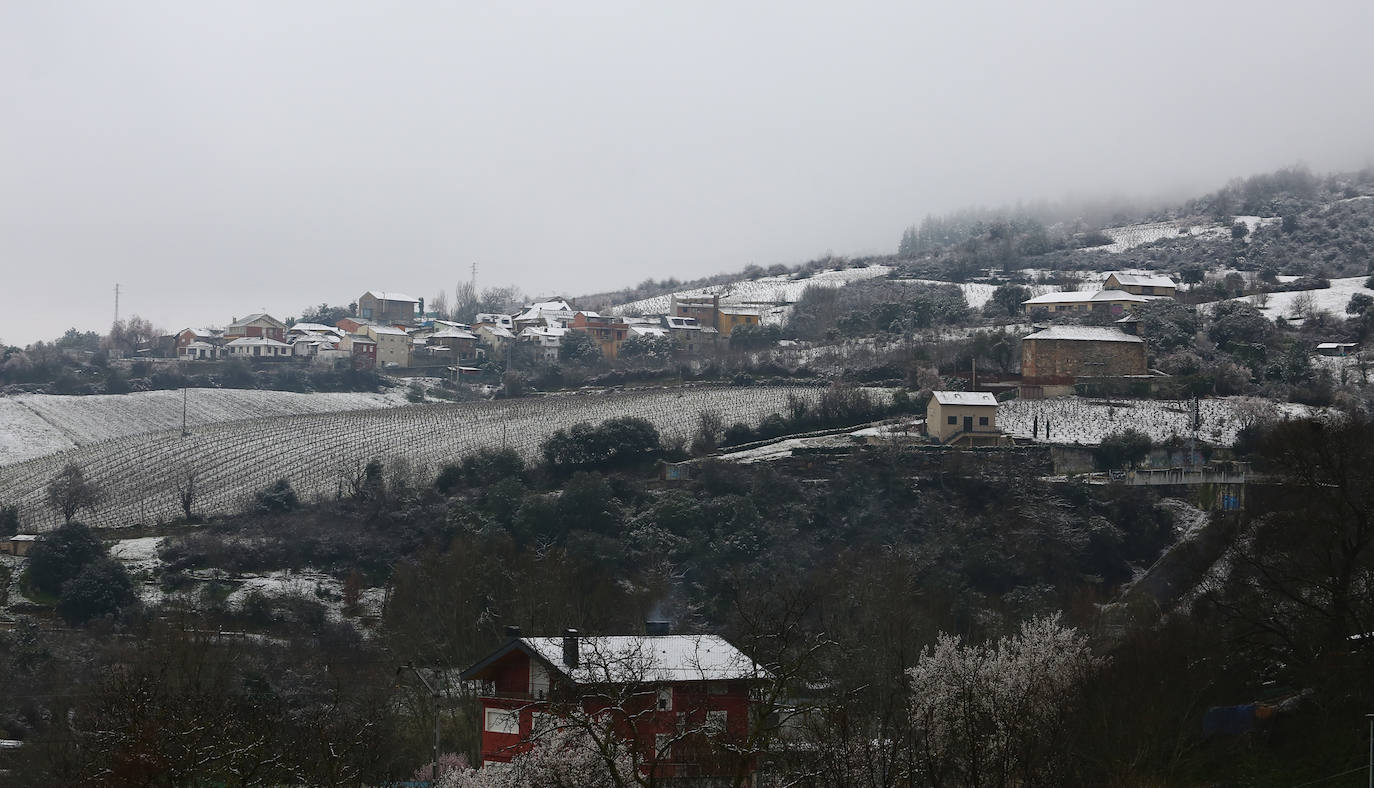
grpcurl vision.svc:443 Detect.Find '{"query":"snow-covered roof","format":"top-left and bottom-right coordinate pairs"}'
top-left (289, 322), bottom-right (340, 333)
top-left (518, 635), bottom-right (769, 684)
top-left (10, 534), bottom-right (40, 542)
top-left (1023, 326), bottom-right (1144, 343)
top-left (629, 325), bottom-right (668, 337)
top-left (1108, 272), bottom-right (1176, 288)
top-left (369, 325), bottom-right (410, 336)
top-left (365, 290), bottom-right (419, 303)
top-left (227, 313), bottom-right (284, 329)
top-left (521, 325), bottom-right (567, 338)
top-left (931, 391), bottom-right (998, 407)
top-left (430, 328), bottom-right (478, 340)
top-left (178, 327), bottom-right (218, 337)
top-left (574, 310), bottom-right (602, 318)
top-left (1316, 342), bottom-right (1357, 350)
top-left (225, 336), bottom-right (289, 347)
top-left (1022, 289), bottom-right (1150, 305)
top-left (718, 307), bottom-right (762, 316)
top-left (182, 341), bottom-right (216, 350)
top-left (479, 325), bottom-right (516, 338)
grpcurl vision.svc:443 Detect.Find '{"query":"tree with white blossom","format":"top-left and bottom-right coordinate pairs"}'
top-left (907, 614), bottom-right (1101, 787)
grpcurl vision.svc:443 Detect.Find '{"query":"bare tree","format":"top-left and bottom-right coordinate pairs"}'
top-left (47, 462), bottom-right (102, 524)
top-left (173, 467), bottom-right (199, 522)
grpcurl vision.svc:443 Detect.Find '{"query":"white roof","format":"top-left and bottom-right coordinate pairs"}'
top-left (289, 322), bottom-right (340, 333)
top-left (227, 313), bottom-right (284, 328)
top-left (1108, 272), bottom-right (1176, 288)
top-left (1023, 326), bottom-right (1144, 343)
top-left (10, 534), bottom-right (40, 542)
top-left (1316, 342), bottom-right (1357, 349)
top-left (629, 325), bottom-right (668, 337)
top-left (521, 325), bottom-right (567, 338)
top-left (521, 635), bottom-right (768, 684)
top-left (1022, 289), bottom-right (1150, 305)
top-left (225, 336), bottom-right (289, 347)
top-left (718, 306), bottom-right (762, 316)
top-left (430, 328), bottom-right (478, 340)
top-left (365, 290), bottom-right (419, 303)
top-left (931, 391), bottom-right (998, 407)
top-left (182, 341), bottom-right (216, 350)
top-left (479, 325), bottom-right (516, 338)
top-left (369, 325), bottom-right (410, 336)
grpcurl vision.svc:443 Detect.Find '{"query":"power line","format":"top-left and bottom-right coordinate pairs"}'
top-left (1289, 765), bottom-right (1366, 787)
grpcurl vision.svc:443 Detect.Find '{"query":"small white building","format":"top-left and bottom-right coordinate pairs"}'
top-left (927, 391), bottom-right (1002, 446)
top-left (225, 336), bottom-right (291, 358)
top-left (179, 341), bottom-right (220, 361)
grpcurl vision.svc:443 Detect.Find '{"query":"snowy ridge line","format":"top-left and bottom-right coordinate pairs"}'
top-left (0, 385), bottom-right (862, 531)
top-left (608, 265), bottom-right (893, 316)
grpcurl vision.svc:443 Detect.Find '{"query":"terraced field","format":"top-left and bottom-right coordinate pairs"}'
top-left (0, 385), bottom-right (843, 531)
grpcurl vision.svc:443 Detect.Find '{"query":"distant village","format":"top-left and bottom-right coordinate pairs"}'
top-left (144, 290), bottom-right (763, 376)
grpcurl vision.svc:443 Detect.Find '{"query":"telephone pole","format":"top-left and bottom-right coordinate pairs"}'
top-left (114, 283), bottom-right (120, 324)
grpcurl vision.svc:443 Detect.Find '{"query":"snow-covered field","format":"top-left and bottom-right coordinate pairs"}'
top-left (1097, 217), bottom-right (1276, 253)
top-left (1213, 276), bottom-right (1373, 321)
top-left (0, 388), bottom-right (410, 466)
top-left (610, 265), bottom-right (893, 316)
top-left (0, 385), bottom-right (861, 530)
top-left (998, 397), bottom-right (1317, 446)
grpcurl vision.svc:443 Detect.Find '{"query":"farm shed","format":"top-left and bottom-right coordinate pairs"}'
top-left (0, 534), bottom-right (41, 557)
top-left (1021, 326), bottom-right (1147, 384)
top-left (1104, 272), bottom-right (1178, 297)
top-left (926, 391), bottom-right (1004, 446)
top-left (1021, 289), bottom-right (1154, 315)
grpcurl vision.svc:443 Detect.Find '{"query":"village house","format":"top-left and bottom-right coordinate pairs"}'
top-left (669, 294), bottom-right (762, 337)
top-left (715, 306), bottom-right (762, 337)
top-left (476, 323), bottom-right (516, 355)
top-left (174, 327), bottom-right (223, 354)
top-left (926, 391), bottom-right (1003, 446)
top-left (223, 314), bottom-right (287, 342)
top-left (513, 299), bottom-right (576, 333)
top-left (460, 626), bottom-right (768, 778)
top-left (340, 333), bottom-right (377, 369)
top-left (1104, 272), bottom-right (1178, 297)
top-left (569, 311), bottom-right (629, 359)
top-left (475, 313), bottom-right (515, 329)
top-left (178, 341), bottom-right (220, 361)
top-left (362, 324), bottom-right (411, 368)
top-left (1019, 325), bottom-right (1148, 396)
top-left (426, 327), bottom-right (481, 363)
top-left (225, 336), bottom-right (291, 359)
top-left (357, 291), bottom-right (422, 325)
top-left (519, 325), bottom-right (566, 362)
top-left (1021, 289), bottom-right (1152, 315)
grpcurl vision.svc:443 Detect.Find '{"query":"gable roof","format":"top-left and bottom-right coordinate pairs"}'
top-left (461, 634), bottom-right (770, 685)
top-left (1107, 272), bottom-right (1176, 288)
top-left (1021, 289), bottom-right (1150, 306)
top-left (227, 313), bottom-right (286, 329)
top-left (365, 291), bottom-right (419, 303)
top-left (931, 391), bottom-right (998, 407)
top-left (1022, 326), bottom-right (1144, 343)
top-left (225, 336), bottom-right (289, 347)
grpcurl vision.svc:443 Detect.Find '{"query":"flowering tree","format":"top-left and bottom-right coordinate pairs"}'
top-left (907, 614), bottom-right (1101, 787)
top-left (441, 728), bottom-right (636, 788)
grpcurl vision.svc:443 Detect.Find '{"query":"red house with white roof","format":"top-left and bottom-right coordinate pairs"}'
top-left (460, 626), bottom-right (769, 780)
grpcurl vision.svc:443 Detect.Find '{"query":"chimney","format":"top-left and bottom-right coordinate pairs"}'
top-left (562, 629), bottom-right (579, 668)
top-left (645, 620), bottom-right (670, 636)
top-left (503, 625), bottom-right (522, 639)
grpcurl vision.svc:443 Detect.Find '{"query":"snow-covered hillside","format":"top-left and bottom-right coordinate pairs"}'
top-left (1201, 276), bottom-right (1373, 321)
top-left (1098, 217), bottom-right (1278, 253)
top-left (0, 388), bottom-right (410, 466)
top-left (610, 265), bottom-right (893, 316)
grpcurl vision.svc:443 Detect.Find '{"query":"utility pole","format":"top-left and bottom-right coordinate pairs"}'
top-left (114, 283), bottom-right (120, 324)
top-left (1367, 713), bottom-right (1372, 788)
top-left (399, 663), bottom-right (441, 785)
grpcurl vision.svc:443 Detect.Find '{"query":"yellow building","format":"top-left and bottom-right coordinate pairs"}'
top-left (926, 391), bottom-right (1002, 445)
top-left (716, 307), bottom-right (762, 337)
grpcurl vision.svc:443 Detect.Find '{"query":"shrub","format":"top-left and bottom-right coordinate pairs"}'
top-left (1095, 429), bottom-right (1153, 470)
top-left (58, 557), bottom-right (137, 624)
top-left (26, 522), bottom-right (106, 597)
top-left (541, 416), bottom-right (661, 472)
top-left (0, 505), bottom-right (17, 538)
top-left (254, 478), bottom-right (300, 513)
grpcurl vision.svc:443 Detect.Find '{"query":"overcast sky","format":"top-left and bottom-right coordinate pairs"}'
top-left (3, 1), bottom-right (1372, 345)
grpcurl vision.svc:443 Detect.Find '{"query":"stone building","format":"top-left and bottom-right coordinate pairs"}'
top-left (1020, 326), bottom-right (1147, 382)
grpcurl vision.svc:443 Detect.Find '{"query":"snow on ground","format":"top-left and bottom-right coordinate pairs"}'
top-left (1095, 218), bottom-right (1277, 253)
top-left (610, 265), bottom-right (892, 316)
top-left (998, 397), bottom-right (1318, 446)
top-left (1204, 276), bottom-right (1373, 321)
top-left (110, 537), bottom-right (164, 574)
top-left (0, 388), bottom-right (411, 466)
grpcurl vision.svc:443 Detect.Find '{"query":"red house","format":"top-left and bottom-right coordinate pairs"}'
top-left (460, 627), bottom-right (769, 780)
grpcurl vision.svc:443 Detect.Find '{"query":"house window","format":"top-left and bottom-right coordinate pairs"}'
top-left (947, 416), bottom-right (957, 425)
top-left (657, 687), bottom-right (673, 711)
top-left (484, 708), bottom-right (519, 734)
top-left (979, 417), bottom-right (989, 426)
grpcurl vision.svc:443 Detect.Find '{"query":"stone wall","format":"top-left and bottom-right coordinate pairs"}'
top-left (1022, 338), bottom-right (1147, 381)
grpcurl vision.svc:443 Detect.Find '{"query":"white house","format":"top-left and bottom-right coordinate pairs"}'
top-left (225, 336), bottom-right (291, 358)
